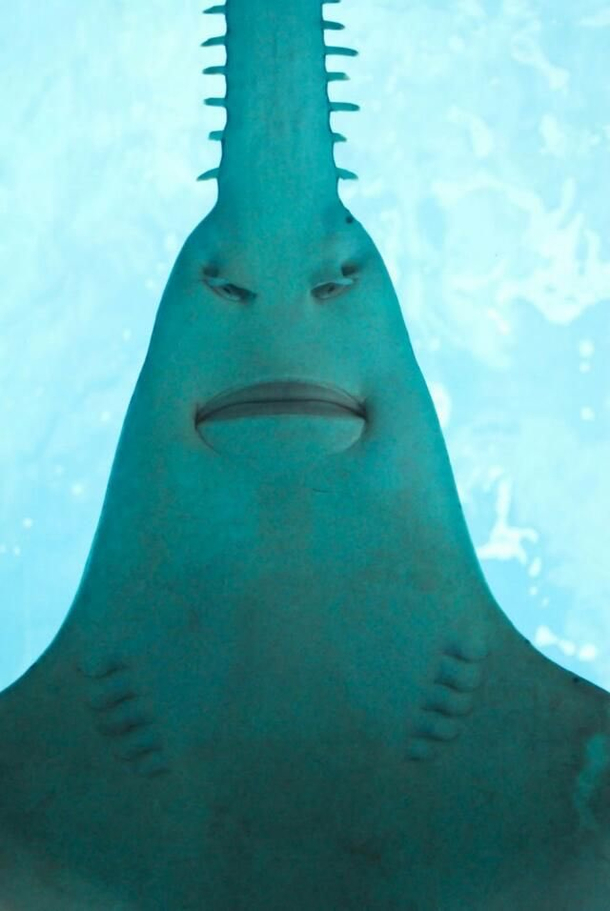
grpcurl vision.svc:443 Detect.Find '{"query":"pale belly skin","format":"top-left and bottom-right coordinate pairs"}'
top-left (1, 344), bottom-right (608, 909)
top-left (1, 595), bottom-right (608, 911)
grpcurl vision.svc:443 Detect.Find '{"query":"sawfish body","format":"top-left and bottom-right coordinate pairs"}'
top-left (1, 1), bottom-right (609, 908)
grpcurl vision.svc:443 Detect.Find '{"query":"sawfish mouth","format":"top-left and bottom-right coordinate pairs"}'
top-left (196, 381), bottom-right (367, 424)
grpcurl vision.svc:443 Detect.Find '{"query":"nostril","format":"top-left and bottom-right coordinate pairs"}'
top-left (312, 279), bottom-right (354, 301)
top-left (200, 262), bottom-right (359, 303)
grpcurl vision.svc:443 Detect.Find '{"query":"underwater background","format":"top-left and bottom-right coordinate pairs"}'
top-left (0, 0), bottom-right (608, 693)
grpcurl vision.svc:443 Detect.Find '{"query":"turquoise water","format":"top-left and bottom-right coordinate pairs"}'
top-left (0, 0), bottom-right (608, 693)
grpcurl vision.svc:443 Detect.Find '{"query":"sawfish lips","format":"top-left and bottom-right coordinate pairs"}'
top-left (196, 380), bottom-right (367, 422)
top-left (195, 380), bottom-right (368, 464)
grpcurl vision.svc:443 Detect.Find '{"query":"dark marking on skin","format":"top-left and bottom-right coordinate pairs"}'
top-left (342, 836), bottom-right (385, 867)
top-left (188, 606), bottom-right (201, 633)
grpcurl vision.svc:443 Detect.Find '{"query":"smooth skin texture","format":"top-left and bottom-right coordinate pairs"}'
top-left (1, 1), bottom-right (609, 908)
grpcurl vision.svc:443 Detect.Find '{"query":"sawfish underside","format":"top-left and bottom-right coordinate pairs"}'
top-left (0, 1), bottom-right (609, 909)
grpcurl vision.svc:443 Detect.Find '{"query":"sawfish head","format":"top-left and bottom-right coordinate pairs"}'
top-left (59, 201), bottom-right (502, 656)
top-left (140, 197), bottom-right (438, 476)
top-left (49, 0), bottom-right (502, 649)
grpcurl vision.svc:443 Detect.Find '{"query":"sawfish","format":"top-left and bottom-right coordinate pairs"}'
top-left (1, 1), bottom-right (609, 908)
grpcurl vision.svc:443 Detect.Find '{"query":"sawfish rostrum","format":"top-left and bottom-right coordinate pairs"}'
top-left (1, 1), bottom-right (609, 908)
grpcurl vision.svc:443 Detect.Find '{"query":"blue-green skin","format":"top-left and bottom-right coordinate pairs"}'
top-left (0, 2), bottom-right (609, 908)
